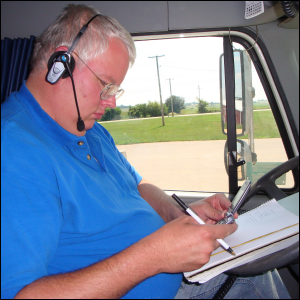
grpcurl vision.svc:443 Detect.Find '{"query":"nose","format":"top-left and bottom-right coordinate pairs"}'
top-left (101, 95), bottom-right (116, 109)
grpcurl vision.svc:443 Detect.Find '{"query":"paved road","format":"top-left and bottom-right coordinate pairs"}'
top-left (117, 138), bottom-right (292, 193)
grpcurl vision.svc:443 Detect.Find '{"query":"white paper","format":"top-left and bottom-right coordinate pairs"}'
top-left (184, 199), bottom-right (299, 281)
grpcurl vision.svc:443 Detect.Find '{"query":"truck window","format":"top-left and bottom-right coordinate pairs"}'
top-left (101, 36), bottom-right (229, 192)
top-left (100, 34), bottom-right (295, 193)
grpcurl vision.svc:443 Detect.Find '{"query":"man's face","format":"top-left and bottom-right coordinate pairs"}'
top-left (69, 37), bottom-right (130, 133)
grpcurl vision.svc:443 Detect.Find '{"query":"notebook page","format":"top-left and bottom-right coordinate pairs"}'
top-left (185, 199), bottom-right (299, 277)
top-left (224, 199), bottom-right (298, 248)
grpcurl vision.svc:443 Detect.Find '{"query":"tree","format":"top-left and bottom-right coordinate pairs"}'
top-left (147, 101), bottom-right (168, 117)
top-left (128, 106), bottom-right (140, 118)
top-left (165, 95), bottom-right (186, 114)
top-left (138, 103), bottom-right (148, 118)
top-left (100, 107), bottom-right (122, 121)
top-left (196, 97), bottom-right (209, 113)
top-left (128, 103), bottom-right (148, 118)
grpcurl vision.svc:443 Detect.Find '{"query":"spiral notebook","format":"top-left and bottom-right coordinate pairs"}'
top-left (184, 198), bottom-right (299, 284)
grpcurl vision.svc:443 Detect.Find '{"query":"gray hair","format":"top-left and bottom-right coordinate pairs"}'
top-left (30, 4), bottom-right (136, 73)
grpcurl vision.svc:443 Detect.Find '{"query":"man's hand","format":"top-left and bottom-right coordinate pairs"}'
top-left (139, 213), bottom-right (238, 274)
top-left (137, 183), bottom-right (238, 273)
top-left (189, 193), bottom-right (239, 224)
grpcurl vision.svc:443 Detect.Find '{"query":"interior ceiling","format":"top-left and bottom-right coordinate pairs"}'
top-left (1, 1), bottom-right (298, 40)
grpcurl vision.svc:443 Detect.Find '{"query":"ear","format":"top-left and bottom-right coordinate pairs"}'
top-left (55, 46), bottom-right (69, 52)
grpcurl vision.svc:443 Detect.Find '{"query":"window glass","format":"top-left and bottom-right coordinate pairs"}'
top-left (231, 42), bottom-right (294, 188)
top-left (100, 36), bottom-right (294, 192)
top-left (101, 36), bottom-right (229, 192)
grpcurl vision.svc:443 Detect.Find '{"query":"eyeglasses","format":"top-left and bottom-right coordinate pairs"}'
top-left (72, 52), bottom-right (124, 100)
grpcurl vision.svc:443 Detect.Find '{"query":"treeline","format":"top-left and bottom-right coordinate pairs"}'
top-left (128, 101), bottom-right (168, 118)
top-left (127, 95), bottom-right (188, 118)
top-left (100, 95), bottom-right (213, 121)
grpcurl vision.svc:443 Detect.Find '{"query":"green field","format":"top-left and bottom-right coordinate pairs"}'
top-left (120, 107), bottom-right (130, 119)
top-left (173, 103), bottom-right (221, 115)
top-left (253, 101), bottom-right (270, 110)
top-left (179, 102), bottom-right (269, 115)
top-left (101, 110), bottom-right (279, 145)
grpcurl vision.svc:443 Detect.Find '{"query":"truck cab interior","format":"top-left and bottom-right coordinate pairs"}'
top-left (1, 1), bottom-right (299, 298)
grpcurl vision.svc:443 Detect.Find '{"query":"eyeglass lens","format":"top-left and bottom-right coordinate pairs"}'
top-left (101, 84), bottom-right (124, 100)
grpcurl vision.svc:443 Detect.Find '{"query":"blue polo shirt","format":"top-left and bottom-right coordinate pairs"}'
top-left (1, 82), bottom-right (182, 299)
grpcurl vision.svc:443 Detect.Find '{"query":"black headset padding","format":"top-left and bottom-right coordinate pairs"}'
top-left (47, 51), bottom-right (76, 79)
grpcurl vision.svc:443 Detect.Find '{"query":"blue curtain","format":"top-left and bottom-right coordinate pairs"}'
top-left (1, 35), bottom-right (35, 103)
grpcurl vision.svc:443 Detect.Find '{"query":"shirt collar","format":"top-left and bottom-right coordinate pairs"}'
top-left (16, 81), bottom-right (87, 147)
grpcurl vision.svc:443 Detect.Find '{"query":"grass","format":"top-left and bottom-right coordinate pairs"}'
top-left (120, 107), bottom-right (130, 119)
top-left (253, 102), bottom-right (270, 110)
top-left (180, 103), bottom-right (221, 115)
top-left (101, 110), bottom-right (279, 145)
top-left (180, 104), bottom-right (198, 115)
top-left (102, 113), bottom-right (224, 145)
top-left (253, 110), bottom-right (279, 138)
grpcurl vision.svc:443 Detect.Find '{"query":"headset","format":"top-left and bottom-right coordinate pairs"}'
top-left (46, 14), bottom-right (101, 132)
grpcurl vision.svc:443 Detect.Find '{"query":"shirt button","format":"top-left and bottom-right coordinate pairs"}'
top-left (78, 141), bottom-right (84, 146)
top-left (87, 154), bottom-right (91, 160)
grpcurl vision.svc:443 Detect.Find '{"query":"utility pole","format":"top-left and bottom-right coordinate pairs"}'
top-left (197, 85), bottom-right (202, 100)
top-left (166, 78), bottom-right (174, 117)
top-left (149, 55), bottom-right (165, 126)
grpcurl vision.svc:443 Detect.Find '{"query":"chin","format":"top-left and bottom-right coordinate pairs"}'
top-left (85, 120), bottom-right (97, 130)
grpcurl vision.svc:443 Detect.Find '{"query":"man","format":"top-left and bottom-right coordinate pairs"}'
top-left (1, 4), bottom-right (290, 299)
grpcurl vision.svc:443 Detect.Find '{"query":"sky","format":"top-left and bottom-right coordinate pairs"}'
top-left (118, 36), bottom-right (266, 107)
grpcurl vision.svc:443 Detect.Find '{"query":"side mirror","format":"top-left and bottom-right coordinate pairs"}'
top-left (224, 139), bottom-right (252, 181)
top-left (220, 50), bottom-right (253, 137)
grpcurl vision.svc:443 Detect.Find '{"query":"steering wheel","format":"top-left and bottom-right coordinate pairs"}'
top-left (225, 155), bottom-right (299, 276)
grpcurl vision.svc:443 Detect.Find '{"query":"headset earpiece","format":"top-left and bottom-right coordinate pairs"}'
top-left (46, 51), bottom-right (75, 83)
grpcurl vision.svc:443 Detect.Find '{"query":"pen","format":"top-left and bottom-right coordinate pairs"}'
top-left (172, 194), bottom-right (236, 256)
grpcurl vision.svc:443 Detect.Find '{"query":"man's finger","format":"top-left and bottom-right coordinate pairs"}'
top-left (207, 222), bottom-right (238, 240)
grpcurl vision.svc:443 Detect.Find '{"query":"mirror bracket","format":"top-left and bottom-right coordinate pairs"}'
top-left (228, 151), bottom-right (246, 167)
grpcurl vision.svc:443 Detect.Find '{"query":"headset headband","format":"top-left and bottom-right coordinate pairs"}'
top-left (67, 14), bottom-right (101, 55)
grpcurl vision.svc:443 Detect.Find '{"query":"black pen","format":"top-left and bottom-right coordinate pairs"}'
top-left (172, 194), bottom-right (236, 256)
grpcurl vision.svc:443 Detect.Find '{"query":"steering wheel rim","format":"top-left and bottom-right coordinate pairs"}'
top-left (225, 155), bottom-right (299, 276)
top-left (242, 155), bottom-right (299, 205)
